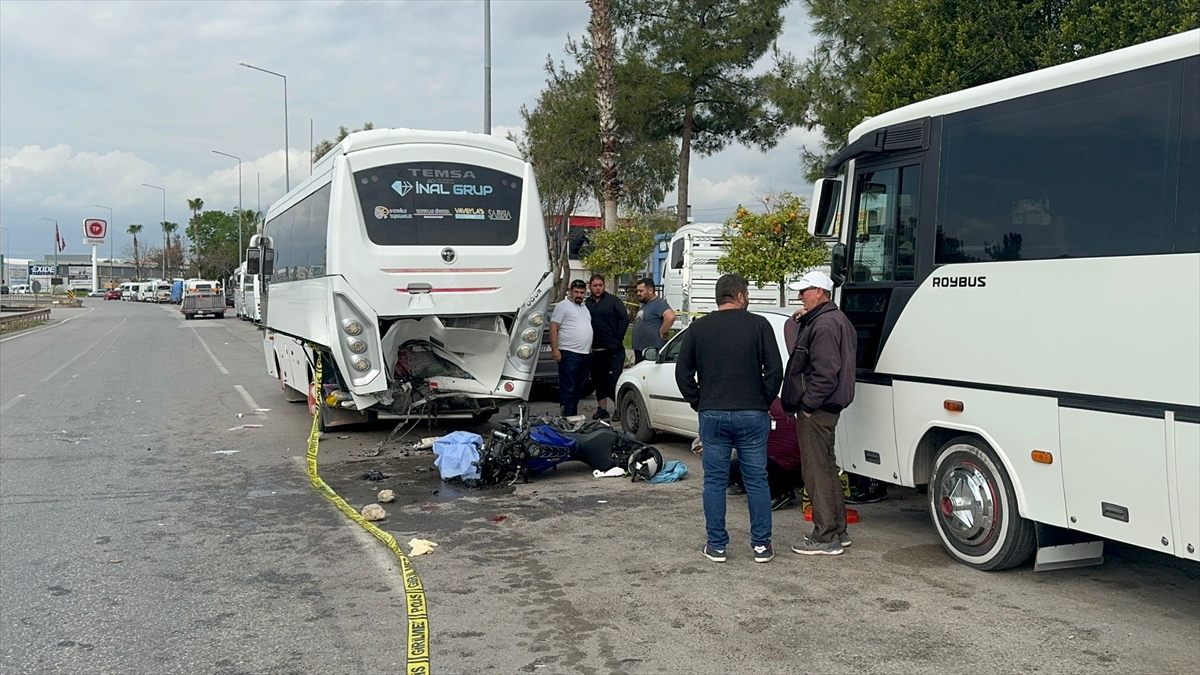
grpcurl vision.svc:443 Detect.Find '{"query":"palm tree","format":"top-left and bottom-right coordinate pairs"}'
top-left (187, 197), bottom-right (204, 276)
top-left (127, 223), bottom-right (144, 279)
top-left (162, 222), bottom-right (178, 276)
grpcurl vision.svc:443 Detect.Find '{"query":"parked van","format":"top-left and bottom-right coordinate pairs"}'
top-left (155, 282), bottom-right (172, 303)
top-left (122, 283), bottom-right (139, 301)
top-left (137, 282), bottom-right (157, 302)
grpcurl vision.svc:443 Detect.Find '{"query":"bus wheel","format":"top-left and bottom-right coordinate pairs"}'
top-left (618, 390), bottom-right (654, 443)
top-left (929, 436), bottom-right (1036, 571)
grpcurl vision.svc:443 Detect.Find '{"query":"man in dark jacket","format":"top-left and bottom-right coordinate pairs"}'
top-left (585, 274), bottom-right (629, 420)
top-left (677, 274), bottom-right (783, 564)
top-left (781, 270), bottom-right (857, 556)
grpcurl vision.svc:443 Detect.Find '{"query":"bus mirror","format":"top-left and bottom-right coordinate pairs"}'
top-left (830, 243), bottom-right (847, 286)
top-left (262, 249), bottom-right (275, 277)
top-left (246, 249), bottom-right (261, 275)
top-left (809, 178), bottom-right (842, 238)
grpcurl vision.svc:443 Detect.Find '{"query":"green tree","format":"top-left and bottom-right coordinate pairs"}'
top-left (312, 122), bottom-right (374, 164)
top-left (788, 0), bottom-right (1198, 179)
top-left (717, 192), bottom-right (829, 306)
top-left (581, 223), bottom-right (658, 291)
top-left (187, 197), bottom-right (204, 274)
top-left (614, 0), bottom-right (794, 228)
top-left (189, 209), bottom-right (258, 279)
top-left (126, 223), bottom-right (143, 279)
top-left (517, 46), bottom-right (678, 297)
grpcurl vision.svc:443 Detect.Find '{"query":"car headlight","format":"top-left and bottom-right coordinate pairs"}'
top-left (516, 344), bottom-right (534, 360)
top-left (342, 319), bottom-right (363, 336)
top-left (528, 312), bottom-right (545, 327)
top-left (351, 356), bottom-right (371, 372)
top-left (347, 338), bottom-right (367, 354)
top-left (521, 328), bottom-right (539, 343)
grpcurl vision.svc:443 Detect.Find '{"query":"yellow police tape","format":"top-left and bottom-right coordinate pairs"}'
top-left (306, 352), bottom-right (431, 674)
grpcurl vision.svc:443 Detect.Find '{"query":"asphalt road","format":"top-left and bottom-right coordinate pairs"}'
top-left (2, 300), bottom-right (1198, 674)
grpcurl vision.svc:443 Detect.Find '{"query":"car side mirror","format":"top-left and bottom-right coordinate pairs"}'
top-left (642, 347), bottom-right (659, 362)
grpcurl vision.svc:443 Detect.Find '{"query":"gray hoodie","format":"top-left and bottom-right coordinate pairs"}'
top-left (781, 301), bottom-right (857, 415)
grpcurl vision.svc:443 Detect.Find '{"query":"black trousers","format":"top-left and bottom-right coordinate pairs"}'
top-left (557, 350), bottom-right (592, 416)
top-left (590, 347), bottom-right (625, 402)
top-left (730, 458), bottom-right (803, 498)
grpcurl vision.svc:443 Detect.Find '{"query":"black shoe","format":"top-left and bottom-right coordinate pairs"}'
top-left (592, 407), bottom-right (610, 420)
top-left (770, 490), bottom-right (797, 511)
top-left (727, 484), bottom-right (746, 496)
top-left (702, 544), bottom-right (727, 563)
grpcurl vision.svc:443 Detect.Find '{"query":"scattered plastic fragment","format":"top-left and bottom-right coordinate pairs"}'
top-left (361, 504), bottom-right (386, 521)
top-left (487, 515), bottom-right (507, 523)
top-left (227, 424), bottom-right (264, 431)
top-left (252, 408), bottom-right (271, 413)
top-left (212, 450), bottom-right (240, 455)
top-left (407, 538), bottom-right (438, 556)
top-left (361, 470), bottom-right (387, 481)
top-left (377, 489), bottom-right (396, 503)
top-left (597, 500), bottom-right (608, 504)
top-left (338, 435), bottom-right (350, 439)
top-left (593, 467), bottom-right (626, 478)
top-left (236, 413), bottom-right (244, 418)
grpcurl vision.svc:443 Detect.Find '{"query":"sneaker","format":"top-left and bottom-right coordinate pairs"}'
top-left (753, 544), bottom-right (774, 563)
top-left (770, 490), bottom-right (796, 511)
top-left (702, 544), bottom-right (727, 563)
top-left (838, 530), bottom-right (852, 547)
top-left (791, 538), bottom-right (844, 556)
top-left (727, 484), bottom-right (746, 496)
top-left (592, 407), bottom-right (610, 420)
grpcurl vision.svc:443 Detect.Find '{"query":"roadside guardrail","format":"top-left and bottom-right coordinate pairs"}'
top-left (0, 308), bottom-right (51, 333)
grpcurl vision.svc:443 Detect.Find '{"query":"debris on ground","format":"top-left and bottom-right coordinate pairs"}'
top-left (377, 489), bottom-right (396, 503)
top-left (227, 424), bottom-right (264, 431)
top-left (252, 408), bottom-right (271, 413)
top-left (360, 470), bottom-right (387, 481)
top-left (337, 435), bottom-right (350, 439)
top-left (361, 504), bottom-right (386, 521)
top-left (407, 538), bottom-right (438, 556)
top-left (212, 450), bottom-right (239, 455)
top-left (593, 467), bottom-right (626, 478)
top-left (487, 515), bottom-right (507, 523)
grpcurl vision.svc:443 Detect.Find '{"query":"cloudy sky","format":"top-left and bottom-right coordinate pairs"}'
top-left (0, 0), bottom-right (820, 261)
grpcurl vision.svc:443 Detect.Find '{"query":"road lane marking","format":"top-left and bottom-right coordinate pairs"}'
top-left (0, 307), bottom-right (94, 343)
top-left (234, 385), bottom-right (266, 417)
top-left (39, 318), bottom-right (127, 383)
top-left (189, 326), bottom-right (229, 375)
top-left (0, 394), bottom-right (26, 414)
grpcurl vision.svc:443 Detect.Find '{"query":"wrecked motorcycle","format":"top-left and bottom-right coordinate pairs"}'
top-left (473, 405), bottom-right (663, 486)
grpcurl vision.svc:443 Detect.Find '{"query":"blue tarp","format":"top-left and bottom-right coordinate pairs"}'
top-left (648, 460), bottom-right (688, 483)
top-left (432, 431), bottom-right (484, 481)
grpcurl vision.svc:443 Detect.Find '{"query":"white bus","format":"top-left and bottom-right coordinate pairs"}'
top-left (807, 30), bottom-right (1199, 570)
top-left (246, 128), bottom-right (553, 429)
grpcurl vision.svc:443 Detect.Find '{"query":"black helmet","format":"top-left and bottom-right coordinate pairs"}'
top-left (627, 446), bottom-right (663, 482)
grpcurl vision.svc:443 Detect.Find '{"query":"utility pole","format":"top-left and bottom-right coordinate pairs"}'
top-left (483, 0), bottom-right (491, 134)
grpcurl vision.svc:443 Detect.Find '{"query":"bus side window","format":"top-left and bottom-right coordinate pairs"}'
top-left (851, 164), bottom-right (919, 282)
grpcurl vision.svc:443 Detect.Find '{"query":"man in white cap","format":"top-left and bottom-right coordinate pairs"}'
top-left (780, 270), bottom-right (858, 556)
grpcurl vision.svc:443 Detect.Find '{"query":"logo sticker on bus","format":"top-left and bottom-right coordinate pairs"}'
top-left (392, 180), bottom-right (413, 197)
top-left (932, 276), bottom-right (987, 288)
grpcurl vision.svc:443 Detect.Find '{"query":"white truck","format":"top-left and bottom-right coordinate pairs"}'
top-left (662, 222), bottom-right (813, 325)
top-left (181, 279), bottom-right (225, 320)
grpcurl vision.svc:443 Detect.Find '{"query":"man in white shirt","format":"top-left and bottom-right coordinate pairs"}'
top-left (550, 279), bottom-right (594, 416)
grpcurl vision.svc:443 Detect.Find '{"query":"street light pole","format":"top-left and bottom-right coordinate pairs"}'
top-left (142, 184), bottom-right (167, 279)
top-left (484, 0), bottom-right (492, 134)
top-left (239, 62), bottom-right (290, 191)
top-left (38, 216), bottom-right (59, 291)
top-left (0, 227), bottom-right (10, 289)
top-left (212, 150), bottom-right (244, 265)
top-left (93, 204), bottom-right (113, 288)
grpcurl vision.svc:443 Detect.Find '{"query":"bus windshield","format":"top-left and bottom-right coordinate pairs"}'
top-left (354, 161), bottom-right (522, 247)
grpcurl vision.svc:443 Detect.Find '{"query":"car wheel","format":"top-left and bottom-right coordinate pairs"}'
top-left (929, 435), bottom-right (1036, 571)
top-left (619, 389), bottom-right (654, 443)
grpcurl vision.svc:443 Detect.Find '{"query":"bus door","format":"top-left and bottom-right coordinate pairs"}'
top-left (836, 157), bottom-right (925, 485)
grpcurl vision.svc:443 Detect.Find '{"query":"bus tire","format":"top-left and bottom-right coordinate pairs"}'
top-left (618, 389), bottom-right (654, 443)
top-left (929, 436), bottom-right (1036, 571)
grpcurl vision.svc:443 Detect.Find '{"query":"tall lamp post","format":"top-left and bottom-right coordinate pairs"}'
top-left (238, 61), bottom-right (289, 192)
top-left (38, 216), bottom-right (59, 291)
top-left (142, 183), bottom-right (167, 279)
top-left (212, 150), bottom-right (244, 266)
top-left (93, 204), bottom-right (114, 287)
top-left (0, 226), bottom-right (10, 289)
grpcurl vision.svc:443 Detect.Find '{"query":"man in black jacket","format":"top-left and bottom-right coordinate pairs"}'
top-left (677, 274), bottom-right (783, 564)
top-left (585, 274), bottom-right (629, 420)
top-left (781, 270), bottom-right (857, 556)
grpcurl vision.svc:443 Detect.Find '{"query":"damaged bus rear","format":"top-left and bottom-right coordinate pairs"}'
top-left (250, 128), bottom-right (553, 428)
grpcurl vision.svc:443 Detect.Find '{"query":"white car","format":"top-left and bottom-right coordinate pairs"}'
top-left (616, 308), bottom-right (794, 442)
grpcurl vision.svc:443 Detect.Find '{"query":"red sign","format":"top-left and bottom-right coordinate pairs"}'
top-left (84, 219), bottom-right (108, 239)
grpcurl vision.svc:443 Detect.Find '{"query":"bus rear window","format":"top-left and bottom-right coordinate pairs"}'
top-left (355, 161), bottom-right (522, 246)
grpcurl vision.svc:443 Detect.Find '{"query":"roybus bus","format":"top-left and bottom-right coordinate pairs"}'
top-left (245, 128), bottom-right (553, 429)
top-left (806, 30), bottom-right (1199, 570)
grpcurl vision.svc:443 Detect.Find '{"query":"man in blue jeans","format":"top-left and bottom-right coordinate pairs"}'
top-left (676, 274), bottom-right (783, 563)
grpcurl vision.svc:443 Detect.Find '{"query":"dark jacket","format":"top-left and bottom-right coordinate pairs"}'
top-left (585, 291), bottom-right (629, 351)
top-left (781, 301), bottom-right (857, 415)
top-left (675, 309), bottom-right (783, 412)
